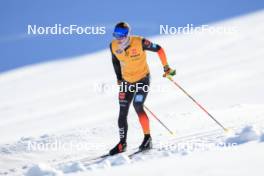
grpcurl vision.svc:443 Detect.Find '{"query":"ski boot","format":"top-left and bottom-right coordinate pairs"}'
top-left (109, 141), bottom-right (127, 155)
top-left (139, 134), bottom-right (152, 151)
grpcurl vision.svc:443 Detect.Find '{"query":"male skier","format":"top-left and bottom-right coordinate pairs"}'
top-left (109, 22), bottom-right (176, 155)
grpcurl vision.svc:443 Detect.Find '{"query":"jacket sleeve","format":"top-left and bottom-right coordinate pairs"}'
top-left (142, 38), bottom-right (168, 66)
top-left (110, 44), bottom-right (122, 81)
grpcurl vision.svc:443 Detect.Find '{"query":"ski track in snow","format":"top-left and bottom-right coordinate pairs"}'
top-left (1, 106), bottom-right (264, 175)
top-left (1, 10), bottom-right (264, 176)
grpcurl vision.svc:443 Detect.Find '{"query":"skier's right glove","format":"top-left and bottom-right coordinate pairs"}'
top-left (163, 65), bottom-right (176, 78)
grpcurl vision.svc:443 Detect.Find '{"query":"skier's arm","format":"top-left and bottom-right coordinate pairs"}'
top-left (142, 38), bottom-right (176, 77)
top-left (110, 44), bottom-right (122, 82)
top-left (142, 38), bottom-right (168, 66)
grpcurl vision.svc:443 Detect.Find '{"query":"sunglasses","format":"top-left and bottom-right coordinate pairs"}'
top-left (113, 33), bottom-right (127, 40)
top-left (113, 27), bottom-right (129, 40)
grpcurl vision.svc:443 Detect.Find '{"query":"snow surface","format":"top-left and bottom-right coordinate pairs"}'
top-left (1, 10), bottom-right (264, 176)
top-left (225, 125), bottom-right (262, 144)
top-left (70, 142), bottom-right (264, 176)
top-left (25, 164), bottom-right (63, 176)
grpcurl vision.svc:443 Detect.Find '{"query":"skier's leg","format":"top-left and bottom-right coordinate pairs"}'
top-left (118, 89), bottom-right (134, 143)
top-left (133, 93), bottom-right (150, 135)
top-left (133, 76), bottom-right (152, 150)
top-left (133, 76), bottom-right (150, 135)
top-left (110, 82), bottom-right (134, 155)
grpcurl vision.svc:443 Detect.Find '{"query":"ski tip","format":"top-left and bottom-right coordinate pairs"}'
top-left (224, 128), bottom-right (230, 132)
top-left (224, 128), bottom-right (234, 135)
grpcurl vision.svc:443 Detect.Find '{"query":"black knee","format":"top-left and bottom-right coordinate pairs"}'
top-left (118, 107), bottom-right (128, 128)
top-left (133, 102), bottom-right (144, 113)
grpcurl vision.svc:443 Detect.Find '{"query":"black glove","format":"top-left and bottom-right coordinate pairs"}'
top-left (163, 65), bottom-right (176, 77)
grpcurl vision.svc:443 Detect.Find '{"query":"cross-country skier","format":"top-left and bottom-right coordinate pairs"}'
top-left (109, 22), bottom-right (176, 155)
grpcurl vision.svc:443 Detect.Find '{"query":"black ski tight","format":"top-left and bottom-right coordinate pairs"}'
top-left (118, 75), bottom-right (150, 143)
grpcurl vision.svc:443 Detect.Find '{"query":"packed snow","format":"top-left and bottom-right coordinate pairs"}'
top-left (1, 10), bottom-right (264, 176)
top-left (57, 162), bottom-right (86, 174)
top-left (225, 125), bottom-right (262, 144)
top-left (25, 164), bottom-right (63, 176)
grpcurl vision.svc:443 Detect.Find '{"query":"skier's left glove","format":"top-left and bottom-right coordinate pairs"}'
top-left (163, 65), bottom-right (176, 77)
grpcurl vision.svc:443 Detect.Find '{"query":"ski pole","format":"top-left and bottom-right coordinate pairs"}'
top-left (165, 75), bottom-right (228, 132)
top-left (144, 105), bottom-right (175, 135)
